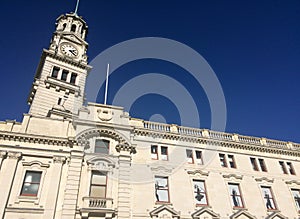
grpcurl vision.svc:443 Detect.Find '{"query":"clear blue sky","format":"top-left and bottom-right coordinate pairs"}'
top-left (0, 0), bottom-right (299, 143)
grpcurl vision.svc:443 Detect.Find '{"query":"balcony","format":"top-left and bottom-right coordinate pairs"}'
top-left (80, 197), bottom-right (115, 218)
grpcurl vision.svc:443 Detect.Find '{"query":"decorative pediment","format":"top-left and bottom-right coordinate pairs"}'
top-left (151, 165), bottom-right (173, 175)
top-left (285, 180), bottom-right (300, 185)
top-left (230, 209), bottom-right (256, 219)
top-left (187, 169), bottom-right (209, 177)
top-left (87, 156), bottom-right (115, 172)
top-left (191, 207), bottom-right (220, 219)
top-left (22, 160), bottom-right (50, 168)
top-left (150, 205), bottom-right (180, 219)
top-left (223, 173), bottom-right (243, 180)
top-left (255, 177), bottom-right (274, 183)
top-left (76, 127), bottom-right (131, 151)
top-left (265, 212), bottom-right (288, 219)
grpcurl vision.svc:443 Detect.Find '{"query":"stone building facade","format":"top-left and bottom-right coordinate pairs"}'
top-left (0, 10), bottom-right (300, 219)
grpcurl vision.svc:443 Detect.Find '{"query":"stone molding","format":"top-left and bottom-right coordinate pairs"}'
top-left (285, 180), bottom-right (300, 185)
top-left (222, 173), bottom-right (243, 180)
top-left (191, 207), bottom-right (220, 219)
top-left (255, 177), bottom-right (274, 183)
top-left (22, 160), bottom-right (50, 168)
top-left (151, 165), bottom-right (173, 175)
top-left (186, 169), bottom-right (209, 177)
top-left (115, 143), bottom-right (136, 154)
top-left (150, 205), bottom-right (180, 219)
top-left (230, 209), bottom-right (256, 219)
top-left (0, 131), bottom-right (75, 147)
top-left (76, 127), bottom-right (131, 150)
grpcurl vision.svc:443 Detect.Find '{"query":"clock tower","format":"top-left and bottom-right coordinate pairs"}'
top-left (27, 12), bottom-right (92, 119)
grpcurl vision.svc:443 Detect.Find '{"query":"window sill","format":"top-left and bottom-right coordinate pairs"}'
top-left (266, 208), bottom-right (279, 212)
top-left (155, 201), bottom-right (172, 205)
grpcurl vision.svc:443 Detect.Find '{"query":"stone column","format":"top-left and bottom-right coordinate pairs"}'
top-left (0, 151), bottom-right (21, 219)
top-left (0, 151), bottom-right (7, 170)
top-left (44, 156), bottom-right (66, 219)
top-left (61, 150), bottom-right (84, 219)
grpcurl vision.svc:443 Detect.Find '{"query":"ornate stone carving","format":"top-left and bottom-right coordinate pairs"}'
top-left (22, 160), bottom-right (50, 168)
top-left (151, 165), bottom-right (173, 175)
top-left (255, 177), bottom-right (274, 183)
top-left (222, 173), bottom-right (243, 180)
top-left (53, 156), bottom-right (66, 164)
top-left (97, 109), bottom-right (113, 121)
top-left (7, 152), bottom-right (22, 159)
top-left (115, 143), bottom-right (136, 154)
top-left (0, 151), bottom-right (7, 159)
top-left (187, 169), bottom-right (209, 177)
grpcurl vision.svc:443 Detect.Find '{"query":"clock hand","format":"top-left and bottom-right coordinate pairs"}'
top-left (69, 49), bottom-right (77, 56)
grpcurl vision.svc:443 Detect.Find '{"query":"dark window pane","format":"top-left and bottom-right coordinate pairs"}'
top-left (95, 139), bottom-right (109, 154)
top-left (51, 67), bottom-right (59, 78)
top-left (20, 171), bottom-right (42, 196)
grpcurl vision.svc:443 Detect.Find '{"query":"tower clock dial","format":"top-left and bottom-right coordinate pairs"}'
top-left (60, 43), bottom-right (78, 57)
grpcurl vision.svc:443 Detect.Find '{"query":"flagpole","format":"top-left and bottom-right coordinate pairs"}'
top-left (104, 63), bottom-right (110, 105)
top-left (74, 0), bottom-right (80, 15)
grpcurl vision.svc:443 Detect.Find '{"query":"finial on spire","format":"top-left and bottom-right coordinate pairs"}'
top-left (74, 0), bottom-right (80, 15)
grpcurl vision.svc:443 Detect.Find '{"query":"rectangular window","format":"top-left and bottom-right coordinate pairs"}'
top-left (259, 159), bottom-right (267, 172)
top-left (20, 171), bottom-right (42, 196)
top-left (228, 155), bottom-right (236, 168)
top-left (279, 161), bottom-right (288, 174)
top-left (186, 149), bottom-right (194, 163)
top-left (195, 150), bottom-right (203, 165)
top-left (228, 183), bottom-right (244, 208)
top-left (291, 189), bottom-right (300, 211)
top-left (261, 186), bottom-right (276, 210)
top-left (219, 154), bottom-right (227, 167)
top-left (90, 172), bottom-right (107, 198)
top-left (287, 162), bottom-right (296, 175)
top-left (51, 66), bottom-right (60, 78)
top-left (193, 180), bottom-right (208, 206)
top-left (155, 176), bottom-right (169, 202)
top-left (95, 139), bottom-right (109, 154)
top-left (250, 157), bottom-right (259, 171)
top-left (61, 70), bottom-right (68, 81)
top-left (161, 146), bottom-right (168, 161)
top-left (70, 73), bottom-right (77, 84)
top-left (151, 145), bottom-right (158, 160)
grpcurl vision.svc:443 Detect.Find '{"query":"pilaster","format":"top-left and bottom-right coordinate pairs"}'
top-left (61, 151), bottom-right (84, 219)
top-left (116, 144), bottom-right (133, 219)
top-left (0, 151), bottom-right (22, 219)
top-left (44, 156), bottom-right (66, 219)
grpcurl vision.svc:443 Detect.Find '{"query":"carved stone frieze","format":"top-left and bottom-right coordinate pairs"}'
top-left (255, 177), bottom-right (274, 183)
top-left (115, 143), bottom-right (136, 154)
top-left (22, 160), bottom-right (50, 168)
top-left (187, 169), bottom-right (209, 177)
top-left (222, 173), bottom-right (243, 180)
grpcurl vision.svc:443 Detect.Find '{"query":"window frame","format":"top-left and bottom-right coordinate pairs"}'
top-left (151, 145), bottom-right (158, 160)
top-left (186, 149), bottom-right (194, 164)
top-left (155, 176), bottom-right (169, 203)
top-left (258, 158), bottom-right (267, 172)
top-left (90, 171), bottom-right (107, 198)
top-left (160, 146), bottom-right (168, 161)
top-left (70, 73), bottom-right (77, 85)
top-left (287, 162), bottom-right (296, 175)
top-left (51, 66), bottom-right (60, 78)
top-left (195, 150), bottom-right (203, 165)
top-left (228, 155), bottom-right (237, 168)
top-left (219, 153), bottom-right (228, 168)
top-left (61, 69), bottom-right (69, 81)
top-left (228, 183), bottom-right (244, 209)
top-left (250, 157), bottom-right (259, 171)
top-left (193, 180), bottom-right (209, 206)
top-left (291, 188), bottom-right (300, 212)
top-left (261, 186), bottom-right (277, 210)
top-left (279, 161), bottom-right (288, 174)
top-left (20, 170), bottom-right (42, 197)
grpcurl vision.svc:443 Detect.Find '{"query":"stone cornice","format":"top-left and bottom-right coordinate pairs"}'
top-left (115, 143), bottom-right (136, 154)
top-left (0, 131), bottom-right (75, 147)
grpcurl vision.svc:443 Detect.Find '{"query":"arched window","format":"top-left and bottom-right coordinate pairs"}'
top-left (71, 24), bottom-right (76, 32)
top-left (51, 66), bottom-right (59, 78)
top-left (70, 73), bottom-right (77, 85)
top-left (62, 23), bottom-right (67, 31)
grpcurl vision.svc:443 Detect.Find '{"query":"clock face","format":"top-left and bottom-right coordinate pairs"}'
top-left (60, 43), bottom-right (78, 57)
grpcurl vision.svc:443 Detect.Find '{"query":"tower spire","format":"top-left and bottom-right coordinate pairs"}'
top-left (74, 0), bottom-right (80, 15)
